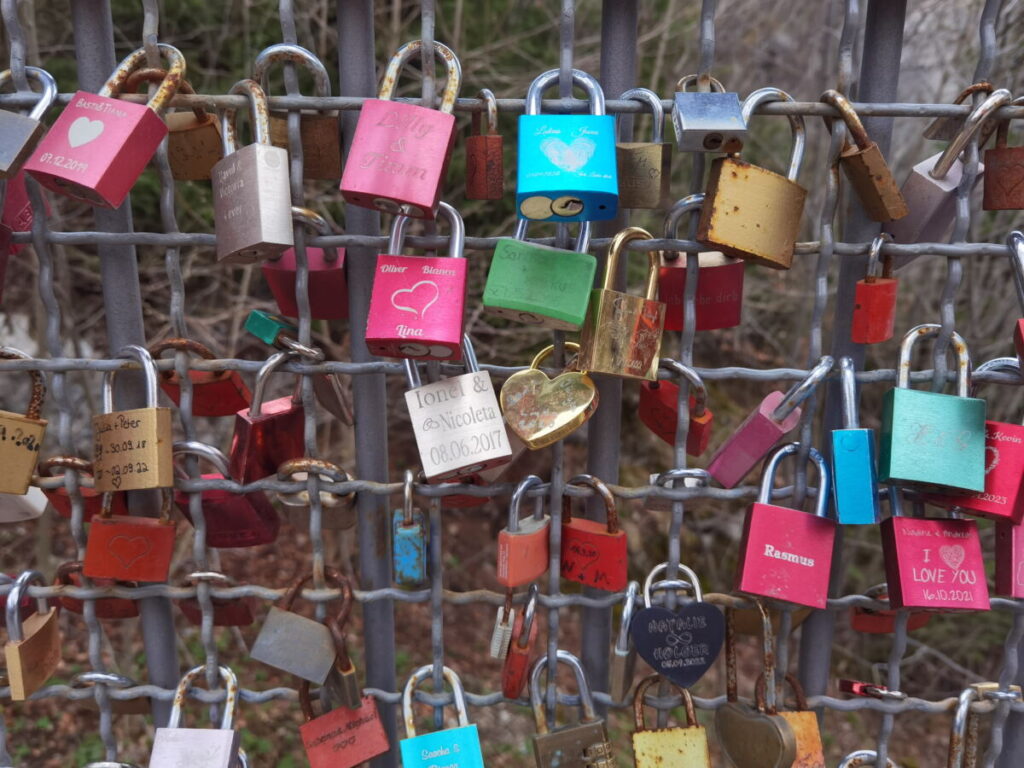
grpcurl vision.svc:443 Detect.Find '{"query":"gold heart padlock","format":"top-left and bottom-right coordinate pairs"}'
top-left (500, 342), bottom-right (598, 450)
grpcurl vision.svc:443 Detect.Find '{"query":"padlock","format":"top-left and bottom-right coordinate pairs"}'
top-left (530, 650), bottom-right (614, 767)
top-left (501, 342), bottom-right (599, 450)
top-left (707, 356), bottom-right (833, 488)
top-left (609, 581), bottom-right (639, 701)
top-left (38, 456), bottom-right (124, 522)
top-left (560, 474), bottom-right (627, 592)
top-left (923, 81), bottom-right (997, 141)
top-left (173, 440), bottom-right (279, 547)
top-left (83, 488), bottom-right (176, 583)
top-left (659, 192), bottom-right (744, 332)
top-left (276, 457), bottom-right (357, 531)
top-left (0, 572), bottom-right (36, 630)
top-left (517, 68), bottom-right (618, 222)
top-left (947, 686), bottom-right (984, 768)
top-left (838, 679), bottom-right (908, 702)
top-left (150, 338), bottom-right (251, 418)
top-left (404, 335), bottom-right (512, 480)
top-left (616, 87), bottom-right (671, 209)
top-left (4, 570), bottom-right (61, 701)
top-left (24, 45), bottom-right (184, 208)
top-left (832, 356), bottom-right (880, 525)
top-left (393, 469), bottom-right (428, 586)
top-left (851, 233), bottom-right (898, 344)
top-left (465, 88), bottom-right (504, 200)
top-left (696, 87), bottom-right (807, 269)
top-left (639, 358), bottom-right (714, 456)
top-left (879, 324), bottom-right (986, 492)
top-left (436, 425), bottom-right (528, 507)
top-left (736, 443), bottom-right (836, 609)
top-left (671, 74), bottom-right (746, 153)
top-left (148, 665), bottom-right (241, 768)
top-left (212, 78), bottom-right (293, 265)
top-left (838, 751), bottom-right (898, 768)
top-left (262, 206), bottom-right (347, 320)
top-left (631, 674), bottom-right (711, 767)
top-left (253, 43), bottom-right (342, 180)
top-left (850, 582), bottom-right (931, 633)
top-left (497, 475), bottom-right (549, 587)
top-left (1, 169), bottom-right (46, 256)
top-left (491, 589), bottom-right (516, 661)
top-left (366, 201), bottom-right (468, 360)
top-left (577, 226), bottom-right (666, 380)
top-left (753, 673), bottom-right (825, 768)
top-left (645, 468), bottom-right (712, 513)
top-left (400, 664), bottom-right (485, 768)
top-left (71, 671), bottom-right (150, 716)
top-left (0, 346), bottom-right (47, 494)
top-left (0, 67), bottom-right (58, 178)
top-left (821, 89), bottom-right (908, 222)
top-left (1010, 232), bottom-right (1024, 367)
top-left (996, 515), bottom-right (1024, 598)
top-left (482, 219), bottom-right (596, 331)
top-left (984, 115), bottom-right (1024, 210)
top-left (177, 572), bottom-right (256, 627)
top-left (55, 560), bottom-right (138, 619)
top-left (227, 350), bottom-right (305, 484)
top-left (886, 89), bottom-right (1010, 246)
top-left (341, 40), bottom-right (461, 218)
top-left (92, 345), bottom-right (173, 492)
top-left (501, 584), bottom-right (540, 699)
top-left (298, 678), bottom-right (389, 768)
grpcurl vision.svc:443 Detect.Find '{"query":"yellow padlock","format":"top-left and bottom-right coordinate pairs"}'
top-left (755, 672), bottom-right (826, 768)
top-left (631, 673), bottom-right (712, 767)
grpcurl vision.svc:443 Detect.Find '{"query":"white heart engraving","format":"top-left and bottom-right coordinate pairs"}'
top-left (985, 444), bottom-right (1000, 475)
top-left (68, 116), bottom-right (105, 148)
top-left (390, 280), bottom-right (439, 319)
top-left (540, 136), bottom-right (596, 172)
top-left (940, 544), bottom-right (966, 571)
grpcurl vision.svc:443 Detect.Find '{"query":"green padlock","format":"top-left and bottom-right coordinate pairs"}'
top-left (879, 323), bottom-right (986, 493)
top-left (482, 220), bottom-right (597, 331)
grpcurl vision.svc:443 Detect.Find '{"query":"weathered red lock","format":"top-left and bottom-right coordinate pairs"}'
top-left (38, 455), bottom-right (126, 522)
top-left (984, 117), bottom-right (1024, 210)
top-left (560, 474), bottom-right (628, 592)
top-left (851, 233), bottom-right (898, 345)
top-left (502, 584), bottom-right (540, 699)
top-left (150, 338), bottom-right (251, 418)
top-left (54, 561), bottom-right (138, 619)
top-left (261, 206), bottom-right (348, 320)
top-left (173, 440), bottom-right (279, 548)
top-left (850, 584), bottom-right (931, 634)
top-left (638, 358), bottom-right (714, 457)
top-left (1, 170), bottom-right (48, 256)
top-left (83, 489), bottom-right (177, 583)
top-left (177, 572), bottom-right (256, 627)
top-left (497, 475), bottom-right (550, 588)
top-left (465, 88), bottom-right (504, 201)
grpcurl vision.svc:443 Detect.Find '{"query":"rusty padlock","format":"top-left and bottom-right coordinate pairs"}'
top-left (55, 560), bottom-right (138, 620)
top-left (465, 88), bottom-right (504, 200)
top-left (150, 338), bottom-right (251, 418)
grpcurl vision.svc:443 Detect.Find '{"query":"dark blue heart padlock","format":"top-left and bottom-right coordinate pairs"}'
top-left (630, 561), bottom-right (724, 689)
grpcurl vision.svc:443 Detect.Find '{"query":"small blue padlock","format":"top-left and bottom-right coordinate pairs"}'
top-left (831, 356), bottom-right (880, 524)
top-left (392, 470), bottom-right (427, 587)
top-left (400, 665), bottom-right (485, 768)
top-left (517, 68), bottom-right (618, 222)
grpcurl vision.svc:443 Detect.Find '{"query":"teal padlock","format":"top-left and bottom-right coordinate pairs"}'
top-left (482, 219), bottom-right (596, 330)
top-left (399, 665), bottom-right (484, 768)
top-left (831, 356), bottom-right (880, 524)
top-left (392, 470), bottom-right (427, 587)
top-left (517, 69), bottom-right (618, 222)
top-left (879, 324), bottom-right (986, 492)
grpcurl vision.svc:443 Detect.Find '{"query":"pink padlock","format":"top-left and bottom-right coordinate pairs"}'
top-left (340, 40), bottom-right (461, 219)
top-left (262, 206), bottom-right (348, 320)
top-left (1, 170), bottom-right (48, 256)
top-left (365, 201), bottom-right (467, 360)
top-left (24, 45), bottom-right (185, 209)
top-left (707, 356), bottom-right (833, 488)
top-left (996, 520), bottom-right (1024, 598)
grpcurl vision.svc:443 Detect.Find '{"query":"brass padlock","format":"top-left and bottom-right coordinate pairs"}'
top-left (631, 674), bottom-right (711, 767)
top-left (755, 673), bottom-right (825, 768)
top-left (5, 570), bottom-right (61, 701)
top-left (616, 87), bottom-right (671, 209)
top-left (0, 346), bottom-right (47, 495)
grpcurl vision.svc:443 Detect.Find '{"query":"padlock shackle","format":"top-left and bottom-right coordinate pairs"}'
top-left (276, 457), bottom-right (355, 510)
top-left (508, 474), bottom-right (544, 533)
top-left (839, 356), bottom-right (860, 429)
top-left (149, 337), bottom-right (218, 363)
top-left (0, 347), bottom-right (45, 421)
top-left (772, 355), bottom-right (833, 422)
top-left (633, 673), bottom-right (697, 731)
top-left (249, 349), bottom-right (297, 416)
top-left (741, 87), bottom-right (805, 181)
top-left (662, 193), bottom-right (705, 241)
top-left (252, 43), bottom-right (332, 98)
top-left (617, 87), bottom-right (664, 144)
top-left (525, 68), bottom-right (607, 116)
top-left (654, 467), bottom-right (711, 490)
top-left (402, 663), bottom-right (470, 736)
top-left (401, 468), bottom-right (417, 526)
top-left (71, 671), bottom-right (136, 690)
top-left (642, 561), bottom-right (703, 606)
top-left (289, 206), bottom-right (340, 264)
top-left (278, 566), bottom-right (354, 628)
top-left (896, 323), bottom-right (971, 397)
top-left (99, 486), bottom-right (172, 522)
top-left (864, 232), bottom-right (894, 283)
top-left (103, 345), bottom-right (160, 414)
top-left (754, 672), bottom-right (810, 715)
top-left (378, 40), bottom-right (462, 115)
top-left (471, 87), bottom-right (499, 136)
top-left (172, 439), bottom-right (232, 480)
top-left (675, 73), bottom-right (727, 94)
top-left (221, 78), bottom-right (273, 154)
top-left (529, 649), bottom-right (597, 732)
top-left (724, 601), bottom-right (773, 704)
top-left (404, 358), bottom-right (422, 389)
top-left (121, 67), bottom-right (206, 124)
top-left (948, 686), bottom-right (983, 768)
top-left (461, 333), bottom-right (480, 373)
top-left (37, 454), bottom-right (94, 480)
top-left (614, 580), bottom-right (639, 653)
top-left (820, 89), bottom-right (872, 150)
top-left (166, 664), bottom-right (239, 730)
top-left (837, 750), bottom-right (899, 768)
top-left (757, 442), bottom-right (831, 520)
top-left (930, 88), bottom-right (1011, 180)
top-left (529, 341), bottom-right (582, 372)
top-left (6, 569), bottom-right (46, 641)
top-left (513, 218), bottom-right (592, 254)
top-left (388, 200), bottom-right (466, 258)
top-left (561, 473), bottom-right (619, 533)
top-left (604, 226), bottom-right (659, 300)
top-left (0, 66), bottom-right (58, 121)
top-left (657, 358), bottom-right (708, 415)
top-left (99, 44), bottom-right (185, 113)
top-left (1007, 231), bottom-right (1024, 313)
top-left (516, 583), bottom-right (540, 648)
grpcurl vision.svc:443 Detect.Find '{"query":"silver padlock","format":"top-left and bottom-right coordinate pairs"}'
top-left (148, 665), bottom-right (241, 768)
top-left (0, 67), bottom-right (57, 178)
top-left (609, 580), bottom-right (639, 702)
top-left (275, 457), bottom-right (357, 530)
top-left (672, 74), bottom-right (746, 153)
top-left (212, 78), bottom-right (293, 264)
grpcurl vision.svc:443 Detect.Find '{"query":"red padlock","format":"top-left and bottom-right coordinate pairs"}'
top-left (55, 561), bottom-right (138, 619)
top-left (502, 585), bottom-right (540, 699)
top-left (83, 489), bottom-right (177, 583)
top-left (850, 584), bottom-right (931, 634)
top-left (851, 233), bottom-right (897, 345)
top-left (262, 206), bottom-right (348, 320)
top-left (298, 680), bottom-right (390, 768)
top-left (560, 474), bottom-right (628, 592)
top-left (24, 45), bottom-right (185, 209)
top-left (150, 338), bottom-right (251, 418)
top-left (465, 88), bottom-right (504, 201)
top-left (497, 475), bottom-right (550, 588)
top-left (173, 440), bottom-right (279, 548)
top-left (638, 358), bottom-right (714, 456)
top-left (177, 572), bottom-right (256, 627)
top-left (736, 443), bottom-right (836, 609)
top-left (996, 519), bottom-right (1024, 598)
top-left (38, 455), bottom-right (125, 522)
top-left (1, 170), bottom-right (48, 256)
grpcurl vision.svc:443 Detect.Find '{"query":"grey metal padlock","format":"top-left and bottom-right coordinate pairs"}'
top-left (211, 78), bottom-right (293, 265)
top-left (148, 665), bottom-right (241, 768)
top-left (672, 74), bottom-right (746, 154)
top-left (0, 67), bottom-right (57, 178)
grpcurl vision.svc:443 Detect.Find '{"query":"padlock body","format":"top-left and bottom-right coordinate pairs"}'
top-left (886, 153), bottom-right (982, 245)
top-left (496, 515), bottom-right (550, 587)
top-left (165, 110), bottom-right (223, 181)
top-left (501, 609), bottom-right (538, 698)
top-left (850, 601), bottom-right (931, 633)
top-left (59, 569), bottom-right (138, 619)
top-left (178, 594), bottom-right (256, 627)
top-left (159, 368), bottom-right (252, 418)
top-left (517, 114), bottom-right (618, 222)
top-left (839, 142), bottom-right (908, 222)
top-left (269, 110), bottom-right (343, 180)
top-left (615, 142), bottom-right (671, 209)
top-left (301, 696), bottom-right (390, 768)
top-left (262, 246), bottom-right (349, 320)
top-left (392, 507), bottom-right (428, 586)
top-left (212, 143), bottom-right (294, 264)
top-left (1, 170), bottom-right (41, 256)
top-left (638, 380), bottom-right (713, 457)
top-left (5, 607), bottom-right (60, 700)
top-left (92, 406), bottom-right (173, 492)
top-left (633, 725), bottom-right (712, 768)
top-left (560, 518), bottom-right (628, 592)
top-left (340, 99), bottom-right (455, 219)
top-left (697, 157), bottom-right (807, 269)
top-left (227, 397), bottom-right (305, 485)
top-left (577, 288), bottom-right (665, 380)
top-left (465, 133), bottom-right (504, 200)
top-left (0, 410), bottom-right (46, 494)
top-left (995, 519), bottom-right (1024, 597)
top-left (366, 254), bottom-right (467, 359)
top-left (707, 391), bottom-right (802, 489)
top-left (778, 711), bottom-right (826, 768)
top-left (672, 92), bottom-right (746, 153)
top-left (46, 485), bottom-right (124, 522)
top-left (851, 277), bottom-right (897, 344)
top-left (831, 427), bottom-right (880, 525)
top-left (400, 725), bottom-right (485, 768)
top-left (983, 145), bottom-right (1024, 210)
top-left (25, 92), bottom-right (167, 208)
top-left (879, 388), bottom-right (986, 492)
top-left (175, 473), bottom-right (280, 548)
top-left (533, 720), bottom-right (611, 768)
top-left (659, 252), bottom-right (744, 332)
top-left (83, 515), bottom-right (176, 582)
top-left (0, 111), bottom-right (46, 179)
top-left (483, 238), bottom-right (596, 331)
top-left (880, 516), bottom-right (989, 610)
top-left (149, 728), bottom-right (240, 768)
top-left (250, 606), bottom-right (337, 683)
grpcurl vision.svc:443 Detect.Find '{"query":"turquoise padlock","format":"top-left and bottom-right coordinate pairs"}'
top-left (517, 68), bottom-right (618, 223)
top-left (399, 665), bottom-right (484, 768)
top-left (392, 470), bottom-right (427, 587)
top-left (832, 356), bottom-right (880, 524)
top-left (879, 324), bottom-right (986, 492)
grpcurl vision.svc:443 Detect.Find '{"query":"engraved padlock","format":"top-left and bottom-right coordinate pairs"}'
top-left (0, 346), bottom-right (47, 494)
top-left (560, 474), bottom-right (627, 592)
top-left (465, 87), bottom-right (504, 200)
top-left (0, 67), bottom-right (58, 178)
top-left (616, 87), bottom-right (671, 209)
top-left (400, 664), bottom-right (485, 768)
top-left (632, 674), bottom-right (712, 767)
top-left (672, 74), bottom-right (746, 153)
top-left (638, 358), bottom-right (714, 456)
top-left (851, 233), bottom-right (897, 344)
top-left (832, 356), bottom-right (880, 525)
top-left (276, 457), bottom-right (357, 531)
top-left (148, 665), bottom-right (241, 768)
top-left (83, 487), bottom-right (176, 583)
top-left (150, 337), bottom-right (251, 418)
top-left (393, 469), bottom-right (428, 586)
top-left (4, 569), bottom-right (61, 701)
top-left (983, 107), bottom-right (1024, 210)
top-left (497, 474), bottom-right (550, 587)
top-left (298, 676), bottom-right (389, 768)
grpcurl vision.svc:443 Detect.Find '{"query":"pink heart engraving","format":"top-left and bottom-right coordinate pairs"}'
top-left (390, 280), bottom-right (439, 319)
top-left (108, 535), bottom-right (152, 570)
top-left (940, 544), bottom-right (965, 571)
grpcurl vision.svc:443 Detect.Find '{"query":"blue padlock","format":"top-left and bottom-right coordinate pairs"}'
top-left (392, 470), bottom-right (427, 587)
top-left (831, 356), bottom-right (880, 524)
top-left (400, 665), bottom-right (485, 768)
top-left (517, 68), bottom-right (618, 222)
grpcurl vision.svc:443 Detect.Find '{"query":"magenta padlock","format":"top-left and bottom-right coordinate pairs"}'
top-left (262, 206), bottom-right (348, 320)
top-left (24, 45), bottom-right (185, 209)
top-left (365, 201), bottom-right (467, 360)
top-left (996, 518), bottom-right (1024, 598)
top-left (707, 356), bottom-right (833, 488)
